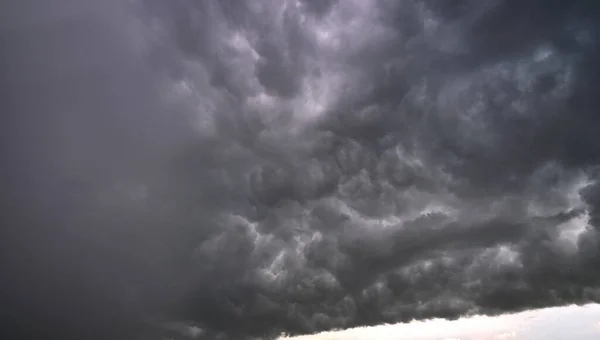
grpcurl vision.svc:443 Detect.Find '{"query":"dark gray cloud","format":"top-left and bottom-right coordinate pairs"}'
top-left (3, 0), bottom-right (600, 339)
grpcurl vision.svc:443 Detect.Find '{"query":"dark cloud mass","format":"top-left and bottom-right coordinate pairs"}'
top-left (3, 0), bottom-right (600, 339)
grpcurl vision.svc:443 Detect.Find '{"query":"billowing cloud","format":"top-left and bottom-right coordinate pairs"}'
top-left (3, 0), bottom-right (600, 339)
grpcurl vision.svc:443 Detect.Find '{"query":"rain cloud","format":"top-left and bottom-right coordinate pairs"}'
top-left (3, 0), bottom-right (600, 339)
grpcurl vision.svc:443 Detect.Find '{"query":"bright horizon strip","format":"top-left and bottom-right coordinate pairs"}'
top-left (278, 304), bottom-right (600, 340)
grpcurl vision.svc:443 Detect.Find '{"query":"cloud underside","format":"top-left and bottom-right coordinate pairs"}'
top-left (5, 0), bottom-right (600, 339)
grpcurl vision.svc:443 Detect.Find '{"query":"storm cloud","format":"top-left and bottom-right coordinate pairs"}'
top-left (3, 0), bottom-right (600, 339)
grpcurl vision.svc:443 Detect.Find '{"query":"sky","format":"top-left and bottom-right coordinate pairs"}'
top-left (279, 304), bottom-right (600, 340)
top-left (2, 0), bottom-right (600, 339)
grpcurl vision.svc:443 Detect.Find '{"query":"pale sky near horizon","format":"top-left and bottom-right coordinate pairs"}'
top-left (279, 304), bottom-right (600, 340)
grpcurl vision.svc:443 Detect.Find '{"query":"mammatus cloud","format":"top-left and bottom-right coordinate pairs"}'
top-left (3, 0), bottom-right (600, 339)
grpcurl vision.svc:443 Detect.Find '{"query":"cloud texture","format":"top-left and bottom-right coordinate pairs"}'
top-left (3, 0), bottom-right (600, 339)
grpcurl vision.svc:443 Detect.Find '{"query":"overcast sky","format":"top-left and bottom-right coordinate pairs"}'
top-left (3, 0), bottom-right (600, 339)
top-left (280, 304), bottom-right (600, 340)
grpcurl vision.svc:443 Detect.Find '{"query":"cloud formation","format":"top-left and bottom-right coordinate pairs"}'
top-left (3, 0), bottom-right (600, 339)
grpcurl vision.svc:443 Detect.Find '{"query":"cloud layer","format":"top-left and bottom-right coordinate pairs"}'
top-left (3, 0), bottom-right (600, 339)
